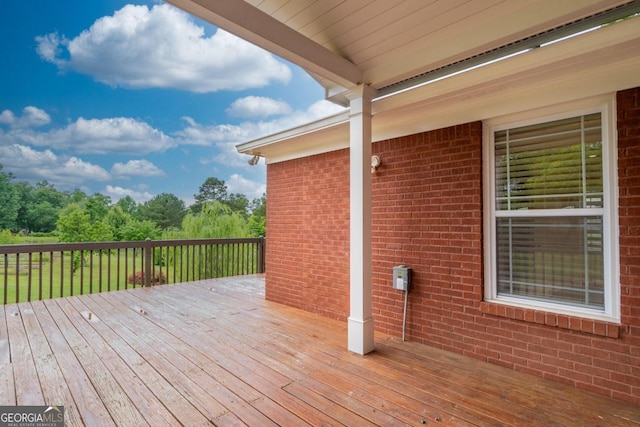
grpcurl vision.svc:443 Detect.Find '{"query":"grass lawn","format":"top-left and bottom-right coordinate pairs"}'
top-left (0, 250), bottom-right (147, 304)
top-left (14, 235), bottom-right (59, 244)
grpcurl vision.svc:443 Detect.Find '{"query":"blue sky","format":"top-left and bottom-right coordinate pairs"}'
top-left (0, 1), bottom-right (343, 205)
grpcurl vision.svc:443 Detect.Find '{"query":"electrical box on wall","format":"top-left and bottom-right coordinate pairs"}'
top-left (392, 265), bottom-right (411, 291)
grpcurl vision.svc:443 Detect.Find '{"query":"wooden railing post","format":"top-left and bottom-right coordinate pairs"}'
top-left (144, 238), bottom-right (152, 286)
top-left (259, 237), bottom-right (266, 273)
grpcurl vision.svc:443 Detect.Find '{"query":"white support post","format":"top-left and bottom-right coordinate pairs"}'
top-left (345, 84), bottom-right (376, 355)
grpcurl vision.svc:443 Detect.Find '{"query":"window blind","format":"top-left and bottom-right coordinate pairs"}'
top-left (493, 113), bottom-right (605, 309)
top-left (495, 113), bottom-right (603, 211)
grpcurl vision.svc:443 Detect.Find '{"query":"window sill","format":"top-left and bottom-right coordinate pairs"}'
top-left (479, 301), bottom-right (620, 338)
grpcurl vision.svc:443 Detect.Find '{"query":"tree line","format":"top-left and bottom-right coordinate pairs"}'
top-left (0, 165), bottom-right (265, 243)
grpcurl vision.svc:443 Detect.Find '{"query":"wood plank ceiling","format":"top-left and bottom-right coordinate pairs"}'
top-left (240, 0), bottom-right (633, 91)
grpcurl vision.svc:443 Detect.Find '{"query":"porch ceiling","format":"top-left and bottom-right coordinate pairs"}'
top-left (165, 0), bottom-right (640, 161)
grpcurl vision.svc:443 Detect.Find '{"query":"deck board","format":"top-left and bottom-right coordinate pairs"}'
top-left (0, 304), bottom-right (16, 406)
top-left (57, 296), bottom-right (178, 427)
top-left (35, 299), bottom-right (114, 426)
top-left (0, 275), bottom-right (638, 426)
top-left (19, 301), bottom-right (85, 426)
top-left (6, 304), bottom-right (44, 406)
top-left (59, 296), bottom-right (206, 427)
top-left (78, 293), bottom-right (230, 424)
top-left (88, 292), bottom-right (280, 427)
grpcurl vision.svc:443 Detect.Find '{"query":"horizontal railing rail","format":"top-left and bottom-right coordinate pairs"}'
top-left (0, 237), bottom-right (265, 305)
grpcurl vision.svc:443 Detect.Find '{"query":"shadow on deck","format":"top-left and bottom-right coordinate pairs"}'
top-left (0, 275), bottom-right (638, 426)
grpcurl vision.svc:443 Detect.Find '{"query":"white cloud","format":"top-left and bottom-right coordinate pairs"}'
top-left (177, 118), bottom-right (248, 146)
top-left (104, 185), bottom-right (154, 204)
top-left (177, 99), bottom-right (346, 166)
top-left (226, 173), bottom-right (266, 200)
top-left (0, 107), bottom-right (51, 129)
top-left (0, 144), bottom-right (110, 188)
top-left (35, 4), bottom-right (291, 93)
top-left (19, 106), bottom-right (51, 128)
top-left (0, 110), bottom-right (16, 125)
top-left (2, 116), bottom-right (175, 155)
top-left (61, 157), bottom-right (111, 180)
top-left (0, 144), bottom-right (57, 167)
top-left (35, 32), bottom-right (64, 64)
top-left (306, 99), bottom-right (349, 117)
top-left (226, 96), bottom-right (292, 118)
top-left (111, 159), bottom-right (165, 177)
top-left (180, 100), bottom-right (345, 145)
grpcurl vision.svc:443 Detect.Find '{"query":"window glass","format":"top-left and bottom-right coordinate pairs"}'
top-left (492, 112), bottom-right (606, 310)
top-left (496, 216), bottom-right (604, 309)
top-left (495, 114), bottom-right (603, 211)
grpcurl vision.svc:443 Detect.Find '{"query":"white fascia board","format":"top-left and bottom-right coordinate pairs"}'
top-left (166, 0), bottom-right (362, 89)
top-left (236, 110), bottom-right (350, 162)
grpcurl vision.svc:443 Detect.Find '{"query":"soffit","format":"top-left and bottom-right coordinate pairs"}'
top-left (167, 0), bottom-right (632, 94)
top-left (237, 17), bottom-right (640, 162)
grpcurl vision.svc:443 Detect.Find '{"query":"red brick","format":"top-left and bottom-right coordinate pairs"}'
top-left (607, 324), bottom-right (621, 339)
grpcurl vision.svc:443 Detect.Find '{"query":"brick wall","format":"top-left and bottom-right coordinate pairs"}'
top-left (617, 87), bottom-right (640, 403)
top-left (266, 150), bottom-right (350, 319)
top-left (265, 87), bottom-right (640, 404)
top-left (370, 124), bottom-right (484, 346)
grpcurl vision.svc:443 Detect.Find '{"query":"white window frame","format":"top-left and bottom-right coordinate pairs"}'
top-left (483, 95), bottom-right (620, 323)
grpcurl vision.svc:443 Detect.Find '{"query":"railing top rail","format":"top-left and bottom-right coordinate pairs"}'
top-left (0, 241), bottom-right (142, 254)
top-left (0, 237), bottom-right (265, 255)
top-left (151, 237), bottom-right (264, 247)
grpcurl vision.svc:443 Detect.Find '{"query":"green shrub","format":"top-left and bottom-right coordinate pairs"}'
top-left (0, 229), bottom-right (17, 244)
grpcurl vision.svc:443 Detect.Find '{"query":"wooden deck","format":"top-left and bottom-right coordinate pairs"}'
top-left (0, 275), bottom-right (638, 426)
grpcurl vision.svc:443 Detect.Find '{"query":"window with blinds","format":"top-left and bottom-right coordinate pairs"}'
top-left (493, 113), bottom-right (605, 309)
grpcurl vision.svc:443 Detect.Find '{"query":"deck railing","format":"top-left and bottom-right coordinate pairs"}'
top-left (0, 237), bottom-right (265, 305)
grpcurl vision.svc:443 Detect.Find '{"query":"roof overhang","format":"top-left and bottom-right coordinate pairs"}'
top-left (237, 16), bottom-right (640, 163)
top-left (165, 0), bottom-right (362, 88)
top-left (164, 0), bottom-right (640, 163)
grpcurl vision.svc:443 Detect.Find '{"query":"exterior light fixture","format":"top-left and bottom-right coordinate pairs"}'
top-left (248, 155), bottom-right (260, 166)
top-left (371, 155), bottom-right (381, 173)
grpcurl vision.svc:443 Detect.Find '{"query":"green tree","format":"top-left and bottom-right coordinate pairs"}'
top-left (248, 195), bottom-right (266, 217)
top-left (163, 201), bottom-right (251, 278)
top-left (34, 181), bottom-right (65, 206)
top-left (14, 181), bottom-right (34, 232)
top-left (89, 220), bottom-right (114, 242)
top-left (84, 193), bottom-right (112, 223)
top-left (56, 205), bottom-right (113, 272)
top-left (57, 204), bottom-right (114, 243)
top-left (0, 165), bottom-right (19, 231)
top-left (139, 193), bottom-right (186, 230)
top-left (191, 177), bottom-right (228, 213)
top-left (226, 193), bottom-right (250, 217)
top-left (56, 205), bottom-right (92, 242)
top-left (24, 201), bottom-right (60, 233)
top-left (164, 201), bottom-right (249, 239)
top-left (120, 220), bottom-right (161, 241)
top-left (21, 181), bottom-right (66, 232)
top-left (67, 189), bottom-right (88, 205)
top-left (247, 195), bottom-right (266, 237)
top-left (105, 206), bottom-right (131, 240)
top-left (115, 195), bottom-right (138, 217)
